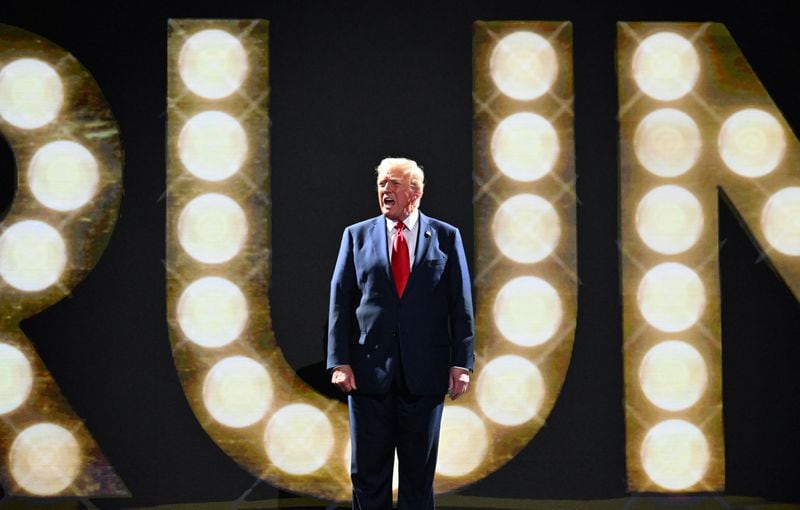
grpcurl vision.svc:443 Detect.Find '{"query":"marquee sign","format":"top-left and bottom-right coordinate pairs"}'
top-left (0, 18), bottom-right (797, 502)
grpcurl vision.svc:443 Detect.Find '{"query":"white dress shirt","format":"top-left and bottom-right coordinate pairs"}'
top-left (385, 208), bottom-right (420, 268)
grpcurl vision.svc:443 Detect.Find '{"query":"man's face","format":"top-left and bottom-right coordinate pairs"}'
top-left (377, 166), bottom-right (419, 221)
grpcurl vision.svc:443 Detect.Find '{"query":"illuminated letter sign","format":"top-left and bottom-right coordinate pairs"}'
top-left (2, 16), bottom-right (797, 503)
top-left (471, 20), bottom-right (578, 488)
top-left (166, 18), bottom-right (578, 503)
top-left (166, 19), bottom-right (355, 502)
top-left (0, 24), bottom-right (126, 497)
top-left (618, 22), bottom-right (800, 492)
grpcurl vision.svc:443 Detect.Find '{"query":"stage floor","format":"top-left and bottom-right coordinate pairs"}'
top-left (2, 495), bottom-right (799, 510)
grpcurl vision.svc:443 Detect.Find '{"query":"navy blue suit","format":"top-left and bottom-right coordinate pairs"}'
top-left (327, 212), bottom-right (474, 509)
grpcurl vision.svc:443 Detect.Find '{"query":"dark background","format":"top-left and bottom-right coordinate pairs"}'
top-left (1, 1), bottom-right (799, 507)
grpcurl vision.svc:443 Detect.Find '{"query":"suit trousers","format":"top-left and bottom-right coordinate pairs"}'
top-left (348, 367), bottom-right (444, 510)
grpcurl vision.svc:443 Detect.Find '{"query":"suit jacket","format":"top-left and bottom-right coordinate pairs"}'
top-left (327, 212), bottom-right (475, 395)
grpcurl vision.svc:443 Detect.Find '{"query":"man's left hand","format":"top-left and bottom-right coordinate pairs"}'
top-left (448, 367), bottom-right (470, 400)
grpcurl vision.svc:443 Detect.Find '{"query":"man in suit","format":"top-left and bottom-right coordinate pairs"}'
top-left (327, 157), bottom-right (475, 510)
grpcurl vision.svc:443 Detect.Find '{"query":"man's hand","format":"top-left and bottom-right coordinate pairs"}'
top-left (331, 364), bottom-right (357, 393)
top-left (448, 367), bottom-right (470, 400)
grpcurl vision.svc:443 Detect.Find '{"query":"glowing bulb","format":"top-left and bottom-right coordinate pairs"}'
top-left (762, 187), bottom-right (800, 256)
top-left (493, 276), bottom-right (562, 346)
top-left (264, 403), bottom-right (334, 475)
top-left (436, 406), bottom-right (488, 477)
top-left (179, 29), bottom-right (248, 99)
top-left (719, 109), bottom-right (785, 178)
top-left (477, 355), bottom-right (545, 426)
top-left (178, 193), bottom-right (248, 264)
top-left (492, 194), bottom-right (560, 263)
top-left (634, 108), bottom-right (701, 177)
top-left (0, 58), bottom-right (63, 129)
top-left (639, 341), bottom-right (707, 411)
top-left (636, 185), bottom-right (703, 254)
top-left (177, 276), bottom-right (248, 347)
top-left (490, 31), bottom-right (557, 100)
top-left (641, 419), bottom-right (709, 490)
top-left (28, 141), bottom-right (99, 211)
top-left (637, 263), bottom-right (705, 332)
top-left (202, 356), bottom-right (272, 428)
top-left (0, 220), bottom-right (67, 292)
top-left (178, 111), bottom-right (247, 181)
top-left (0, 343), bottom-right (33, 414)
top-left (491, 112), bottom-right (559, 181)
top-left (9, 423), bottom-right (81, 496)
top-left (632, 32), bottom-right (699, 101)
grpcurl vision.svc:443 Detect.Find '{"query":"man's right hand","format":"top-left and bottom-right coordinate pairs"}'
top-left (331, 364), bottom-right (357, 393)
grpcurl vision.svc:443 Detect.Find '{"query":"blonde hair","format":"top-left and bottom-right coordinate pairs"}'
top-left (375, 157), bottom-right (425, 193)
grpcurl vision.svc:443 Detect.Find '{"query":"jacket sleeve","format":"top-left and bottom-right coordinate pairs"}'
top-left (327, 227), bottom-right (358, 369)
top-left (448, 228), bottom-right (475, 371)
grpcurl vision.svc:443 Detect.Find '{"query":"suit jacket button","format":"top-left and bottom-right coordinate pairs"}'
top-left (374, 344), bottom-right (379, 350)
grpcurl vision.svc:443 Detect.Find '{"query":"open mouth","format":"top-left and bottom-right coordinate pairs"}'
top-left (383, 197), bottom-right (396, 206)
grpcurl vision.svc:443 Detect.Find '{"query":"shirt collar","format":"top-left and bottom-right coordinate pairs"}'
top-left (385, 208), bottom-right (420, 232)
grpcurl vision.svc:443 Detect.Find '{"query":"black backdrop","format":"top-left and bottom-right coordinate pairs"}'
top-left (1, 1), bottom-right (799, 507)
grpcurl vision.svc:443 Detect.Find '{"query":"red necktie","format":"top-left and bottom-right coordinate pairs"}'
top-left (391, 222), bottom-right (410, 297)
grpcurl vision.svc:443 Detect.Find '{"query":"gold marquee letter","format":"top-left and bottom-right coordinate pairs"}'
top-left (166, 18), bottom-right (579, 502)
top-left (470, 20), bottom-right (578, 489)
top-left (0, 24), bottom-right (126, 497)
top-left (166, 18), bottom-right (355, 502)
top-left (618, 22), bottom-right (800, 492)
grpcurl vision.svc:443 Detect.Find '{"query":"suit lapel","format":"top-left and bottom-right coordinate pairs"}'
top-left (400, 212), bottom-right (431, 300)
top-left (369, 215), bottom-right (392, 282)
top-left (413, 212), bottom-right (431, 269)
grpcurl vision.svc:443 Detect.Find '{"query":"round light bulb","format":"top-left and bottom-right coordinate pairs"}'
top-left (263, 403), bottom-right (334, 475)
top-left (436, 406), bottom-right (488, 477)
top-left (761, 187), bottom-right (800, 255)
top-left (177, 276), bottom-right (248, 347)
top-left (477, 355), bottom-right (545, 426)
top-left (203, 356), bottom-right (273, 428)
top-left (636, 185), bottom-right (704, 254)
top-left (0, 58), bottom-right (63, 129)
top-left (491, 112), bottom-right (559, 181)
top-left (637, 263), bottom-right (705, 332)
top-left (0, 220), bottom-right (67, 292)
top-left (178, 111), bottom-right (247, 181)
top-left (641, 419), bottom-right (709, 490)
top-left (179, 29), bottom-right (248, 99)
top-left (0, 343), bottom-right (34, 414)
top-left (492, 194), bottom-right (560, 263)
top-left (9, 423), bottom-right (81, 496)
top-left (719, 108), bottom-right (785, 178)
top-left (632, 32), bottom-right (699, 101)
top-left (28, 141), bottom-right (100, 211)
top-left (178, 193), bottom-right (248, 264)
top-left (639, 340), bottom-right (707, 411)
top-left (493, 276), bottom-right (562, 346)
top-left (490, 31), bottom-right (558, 100)
top-left (634, 108), bottom-right (701, 177)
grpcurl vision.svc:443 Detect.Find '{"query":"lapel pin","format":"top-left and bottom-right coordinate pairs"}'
top-left (425, 229), bottom-right (431, 238)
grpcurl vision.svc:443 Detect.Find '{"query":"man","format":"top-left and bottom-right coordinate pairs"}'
top-left (327, 157), bottom-right (475, 510)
